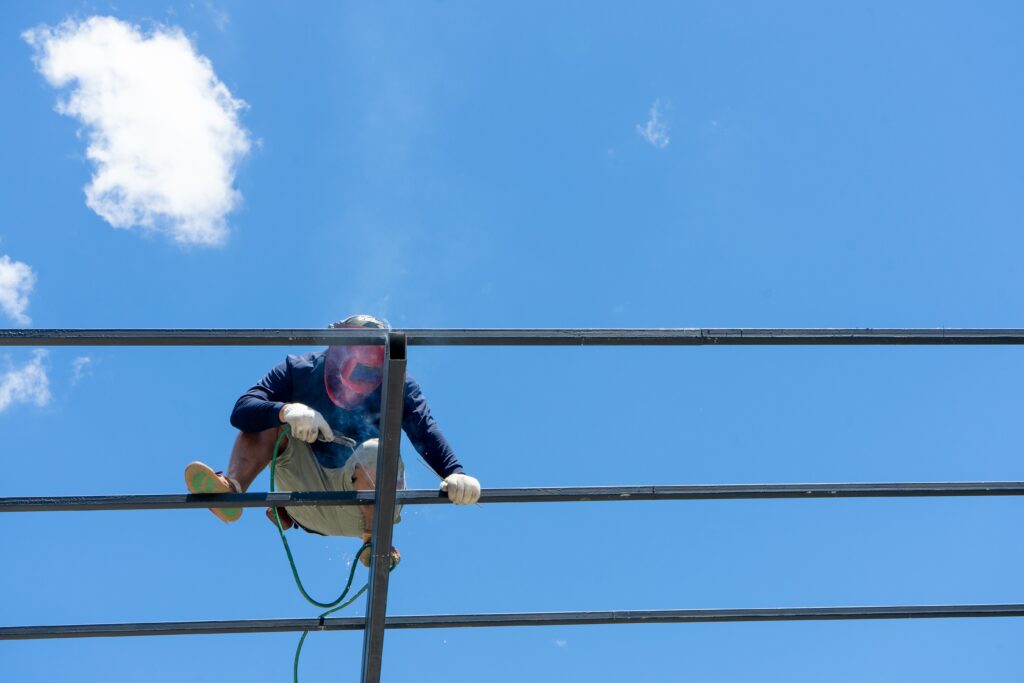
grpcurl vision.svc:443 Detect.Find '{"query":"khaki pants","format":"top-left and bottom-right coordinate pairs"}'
top-left (275, 437), bottom-right (405, 537)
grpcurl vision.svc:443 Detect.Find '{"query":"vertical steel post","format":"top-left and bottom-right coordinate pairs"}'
top-left (359, 332), bottom-right (407, 683)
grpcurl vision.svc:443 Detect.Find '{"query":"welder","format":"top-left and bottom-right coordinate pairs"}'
top-left (185, 314), bottom-right (481, 565)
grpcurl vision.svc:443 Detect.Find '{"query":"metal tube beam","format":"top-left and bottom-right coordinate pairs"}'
top-left (0, 328), bottom-right (386, 346)
top-left (5, 604), bottom-right (1024, 640)
top-left (360, 332), bottom-right (407, 683)
top-left (401, 328), bottom-right (1024, 346)
top-left (1, 328), bottom-right (1023, 346)
top-left (5, 482), bottom-right (1024, 513)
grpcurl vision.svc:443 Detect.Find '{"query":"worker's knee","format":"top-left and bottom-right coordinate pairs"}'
top-left (351, 438), bottom-right (379, 461)
top-left (345, 438), bottom-right (406, 492)
top-left (348, 439), bottom-right (380, 490)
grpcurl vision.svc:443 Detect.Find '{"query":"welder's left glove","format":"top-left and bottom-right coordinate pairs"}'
top-left (441, 473), bottom-right (481, 505)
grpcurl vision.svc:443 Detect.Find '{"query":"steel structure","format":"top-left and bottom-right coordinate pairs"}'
top-left (4, 481), bottom-right (1024, 512)
top-left (1, 327), bottom-right (1024, 346)
top-left (6, 603), bottom-right (1024, 641)
top-left (360, 332), bottom-right (406, 683)
top-left (3, 327), bottom-right (1023, 683)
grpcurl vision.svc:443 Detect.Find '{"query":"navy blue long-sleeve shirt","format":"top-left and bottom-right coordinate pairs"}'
top-left (230, 352), bottom-right (463, 478)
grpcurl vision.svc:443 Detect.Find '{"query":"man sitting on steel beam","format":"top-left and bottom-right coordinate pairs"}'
top-left (183, 314), bottom-right (481, 565)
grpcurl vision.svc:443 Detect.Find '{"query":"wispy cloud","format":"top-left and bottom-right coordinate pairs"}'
top-left (554, 639), bottom-right (568, 648)
top-left (0, 256), bottom-right (36, 325)
top-left (24, 16), bottom-right (252, 246)
top-left (637, 99), bottom-right (670, 149)
top-left (0, 350), bottom-right (51, 411)
top-left (205, 3), bottom-right (230, 32)
top-left (71, 356), bottom-right (93, 384)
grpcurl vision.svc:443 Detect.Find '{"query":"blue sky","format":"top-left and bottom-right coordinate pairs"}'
top-left (2, 1), bottom-right (1023, 681)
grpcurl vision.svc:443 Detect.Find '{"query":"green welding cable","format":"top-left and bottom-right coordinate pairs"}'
top-left (268, 425), bottom-right (397, 681)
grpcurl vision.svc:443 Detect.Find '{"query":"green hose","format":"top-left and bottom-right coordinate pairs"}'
top-left (268, 425), bottom-right (397, 681)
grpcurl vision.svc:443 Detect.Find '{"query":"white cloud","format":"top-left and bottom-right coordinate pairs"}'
top-left (0, 256), bottom-right (36, 325)
top-left (0, 350), bottom-right (51, 411)
top-left (554, 639), bottom-right (568, 648)
top-left (71, 356), bottom-right (93, 384)
top-left (24, 16), bottom-right (251, 246)
top-left (636, 99), bottom-right (670, 149)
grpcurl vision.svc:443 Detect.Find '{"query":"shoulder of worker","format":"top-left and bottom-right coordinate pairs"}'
top-left (281, 351), bottom-right (326, 373)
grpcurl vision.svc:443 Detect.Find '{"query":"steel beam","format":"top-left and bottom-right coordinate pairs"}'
top-left (0, 328), bottom-right (386, 346)
top-left (401, 328), bottom-right (1024, 346)
top-left (360, 332), bottom-right (407, 683)
top-left (4, 603), bottom-right (1024, 640)
top-left (0, 328), bottom-right (1023, 346)
top-left (5, 482), bottom-right (1024, 513)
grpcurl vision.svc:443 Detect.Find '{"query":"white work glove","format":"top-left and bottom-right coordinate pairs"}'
top-left (441, 473), bottom-right (481, 505)
top-left (280, 403), bottom-right (333, 443)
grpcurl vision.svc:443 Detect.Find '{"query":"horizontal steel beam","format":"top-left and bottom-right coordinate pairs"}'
top-left (400, 328), bottom-right (1024, 346)
top-left (4, 482), bottom-right (1024, 512)
top-left (0, 328), bottom-right (387, 346)
top-left (0, 328), bottom-right (1023, 346)
top-left (5, 604), bottom-right (1024, 640)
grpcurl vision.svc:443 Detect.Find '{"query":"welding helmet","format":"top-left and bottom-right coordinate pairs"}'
top-left (325, 315), bottom-right (388, 408)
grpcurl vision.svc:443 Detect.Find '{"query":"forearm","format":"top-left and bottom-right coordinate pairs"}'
top-left (421, 443), bottom-right (464, 479)
top-left (231, 357), bottom-right (294, 433)
top-left (230, 394), bottom-right (286, 432)
top-left (406, 420), bottom-right (463, 477)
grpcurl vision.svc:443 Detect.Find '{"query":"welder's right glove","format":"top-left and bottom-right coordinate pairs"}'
top-left (280, 403), bottom-right (333, 443)
top-left (441, 473), bottom-right (482, 505)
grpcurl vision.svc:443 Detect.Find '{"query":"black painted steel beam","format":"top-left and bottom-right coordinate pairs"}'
top-left (360, 332), bottom-right (407, 683)
top-left (0, 328), bottom-right (386, 346)
top-left (5, 604), bottom-right (1023, 640)
top-left (4, 482), bottom-right (1024, 513)
top-left (1, 328), bottom-right (1023, 346)
top-left (400, 328), bottom-right (1024, 346)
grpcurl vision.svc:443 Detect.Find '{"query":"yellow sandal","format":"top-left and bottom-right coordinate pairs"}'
top-left (184, 461), bottom-right (242, 523)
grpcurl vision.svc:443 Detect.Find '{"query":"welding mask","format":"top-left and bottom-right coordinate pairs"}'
top-left (325, 316), bottom-right (387, 408)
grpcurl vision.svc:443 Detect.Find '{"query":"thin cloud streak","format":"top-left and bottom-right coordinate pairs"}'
top-left (24, 16), bottom-right (252, 246)
top-left (205, 3), bottom-right (230, 32)
top-left (637, 99), bottom-right (670, 149)
top-left (71, 356), bottom-right (93, 385)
